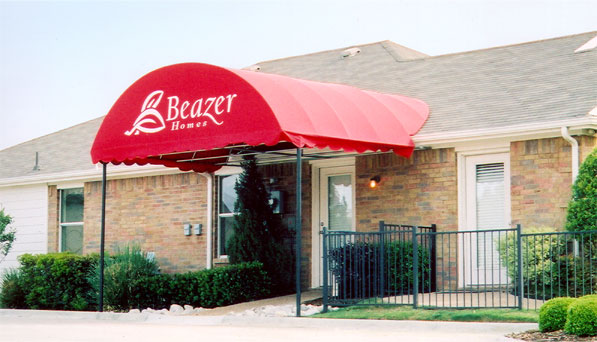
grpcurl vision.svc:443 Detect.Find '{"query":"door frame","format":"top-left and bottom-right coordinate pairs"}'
top-left (457, 149), bottom-right (511, 287)
top-left (310, 157), bottom-right (355, 288)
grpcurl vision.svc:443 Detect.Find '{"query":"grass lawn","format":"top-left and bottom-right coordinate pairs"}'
top-left (313, 306), bottom-right (539, 323)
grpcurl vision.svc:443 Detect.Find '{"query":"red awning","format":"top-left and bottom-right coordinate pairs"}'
top-left (91, 63), bottom-right (429, 172)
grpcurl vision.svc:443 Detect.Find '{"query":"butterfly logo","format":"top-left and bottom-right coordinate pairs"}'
top-left (125, 90), bottom-right (166, 136)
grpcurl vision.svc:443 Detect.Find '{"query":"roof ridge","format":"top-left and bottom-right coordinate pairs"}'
top-left (250, 40), bottom-right (409, 67)
top-left (423, 31), bottom-right (597, 60)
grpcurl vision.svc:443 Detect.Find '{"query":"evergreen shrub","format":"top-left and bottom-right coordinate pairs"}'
top-left (226, 157), bottom-right (293, 294)
top-left (566, 148), bottom-right (597, 233)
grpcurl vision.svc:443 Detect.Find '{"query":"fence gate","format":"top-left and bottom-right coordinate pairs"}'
top-left (321, 223), bottom-right (597, 311)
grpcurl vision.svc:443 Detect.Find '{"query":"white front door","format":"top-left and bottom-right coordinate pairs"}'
top-left (462, 153), bottom-right (511, 286)
top-left (311, 163), bottom-right (356, 288)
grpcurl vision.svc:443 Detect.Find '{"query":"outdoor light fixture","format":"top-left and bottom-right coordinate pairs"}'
top-left (369, 175), bottom-right (381, 188)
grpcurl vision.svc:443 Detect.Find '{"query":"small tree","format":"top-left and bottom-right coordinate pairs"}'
top-left (0, 208), bottom-right (15, 264)
top-left (566, 148), bottom-right (597, 232)
top-left (226, 157), bottom-right (293, 294)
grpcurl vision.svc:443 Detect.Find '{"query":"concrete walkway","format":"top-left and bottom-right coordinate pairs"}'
top-left (194, 289), bottom-right (322, 316)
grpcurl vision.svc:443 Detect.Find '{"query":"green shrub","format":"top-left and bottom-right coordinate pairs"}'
top-left (125, 261), bottom-right (270, 310)
top-left (130, 273), bottom-right (172, 310)
top-left (539, 297), bottom-right (576, 332)
top-left (89, 245), bottom-right (159, 311)
top-left (206, 261), bottom-right (271, 307)
top-left (564, 295), bottom-right (597, 336)
top-left (17, 253), bottom-right (98, 310)
top-left (497, 228), bottom-right (596, 300)
top-left (328, 241), bottom-right (430, 300)
top-left (566, 148), bottom-right (597, 233)
top-left (0, 269), bottom-right (27, 309)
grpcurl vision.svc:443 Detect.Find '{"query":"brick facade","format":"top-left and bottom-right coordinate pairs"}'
top-left (83, 173), bottom-right (208, 273)
top-left (51, 136), bottom-right (594, 287)
top-left (47, 185), bottom-right (59, 252)
top-left (511, 136), bottom-right (596, 230)
top-left (356, 148), bottom-right (458, 232)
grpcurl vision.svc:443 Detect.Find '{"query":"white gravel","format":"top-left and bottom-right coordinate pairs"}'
top-left (131, 303), bottom-right (337, 317)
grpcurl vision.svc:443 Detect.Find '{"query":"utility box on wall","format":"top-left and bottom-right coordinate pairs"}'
top-left (269, 190), bottom-right (283, 214)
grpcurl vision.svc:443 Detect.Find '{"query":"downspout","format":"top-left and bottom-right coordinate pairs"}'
top-left (561, 126), bottom-right (579, 182)
top-left (200, 173), bottom-right (214, 269)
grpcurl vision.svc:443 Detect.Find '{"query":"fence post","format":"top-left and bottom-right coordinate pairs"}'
top-left (379, 221), bottom-right (385, 300)
top-left (412, 225), bottom-right (419, 309)
top-left (322, 227), bottom-right (329, 313)
top-left (517, 224), bottom-right (523, 310)
top-left (430, 224), bottom-right (437, 293)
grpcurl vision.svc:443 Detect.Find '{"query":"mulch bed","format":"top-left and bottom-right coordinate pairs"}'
top-left (508, 330), bottom-right (596, 342)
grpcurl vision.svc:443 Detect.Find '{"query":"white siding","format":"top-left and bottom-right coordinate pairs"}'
top-left (0, 185), bottom-right (48, 277)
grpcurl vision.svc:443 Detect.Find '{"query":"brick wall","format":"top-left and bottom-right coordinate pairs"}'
top-left (47, 185), bottom-right (59, 252)
top-left (83, 173), bottom-right (208, 273)
top-left (355, 148), bottom-right (458, 289)
top-left (510, 136), bottom-right (596, 230)
top-left (356, 148), bottom-right (458, 232)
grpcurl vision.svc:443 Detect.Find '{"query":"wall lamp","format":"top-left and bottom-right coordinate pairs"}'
top-left (369, 175), bottom-right (381, 188)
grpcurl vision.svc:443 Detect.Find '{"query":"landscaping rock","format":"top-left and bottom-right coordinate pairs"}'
top-left (169, 304), bottom-right (184, 314)
top-left (128, 309), bottom-right (141, 314)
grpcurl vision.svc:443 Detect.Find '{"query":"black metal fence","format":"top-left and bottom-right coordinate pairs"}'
top-left (321, 223), bottom-right (597, 311)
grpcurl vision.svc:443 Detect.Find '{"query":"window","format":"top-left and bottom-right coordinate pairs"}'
top-left (60, 188), bottom-right (84, 254)
top-left (218, 174), bottom-right (240, 256)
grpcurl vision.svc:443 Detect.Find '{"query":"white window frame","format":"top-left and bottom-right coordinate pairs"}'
top-left (216, 170), bottom-right (241, 258)
top-left (58, 186), bottom-right (84, 253)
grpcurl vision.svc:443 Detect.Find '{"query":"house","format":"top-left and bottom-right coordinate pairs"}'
top-left (1, 32), bottom-right (595, 289)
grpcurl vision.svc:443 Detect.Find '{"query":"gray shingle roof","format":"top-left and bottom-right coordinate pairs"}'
top-left (1, 33), bottom-right (595, 181)
top-left (0, 117), bottom-right (102, 179)
top-left (255, 32), bottom-right (597, 135)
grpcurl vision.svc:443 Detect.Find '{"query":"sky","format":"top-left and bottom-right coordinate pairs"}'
top-left (0, 0), bottom-right (595, 151)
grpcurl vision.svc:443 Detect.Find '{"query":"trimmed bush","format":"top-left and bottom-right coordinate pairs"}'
top-left (17, 253), bottom-right (98, 310)
top-left (1, 250), bottom-right (271, 311)
top-left (328, 241), bottom-right (430, 300)
top-left (0, 268), bottom-right (27, 309)
top-left (539, 297), bottom-right (576, 332)
top-left (127, 261), bottom-right (271, 310)
top-left (564, 295), bottom-right (597, 336)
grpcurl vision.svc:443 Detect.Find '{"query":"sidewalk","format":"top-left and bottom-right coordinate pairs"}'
top-left (0, 308), bottom-right (536, 342)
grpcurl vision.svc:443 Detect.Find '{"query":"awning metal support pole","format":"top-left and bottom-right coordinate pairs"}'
top-left (295, 148), bottom-right (302, 317)
top-left (99, 162), bottom-right (107, 312)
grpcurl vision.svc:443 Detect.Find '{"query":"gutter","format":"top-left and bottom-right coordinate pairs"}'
top-left (560, 126), bottom-right (579, 182)
top-left (199, 173), bottom-right (214, 269)
top-left (413, 116), bottom-right (597, 148)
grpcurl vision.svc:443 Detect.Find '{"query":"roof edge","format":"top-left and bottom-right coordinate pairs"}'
top-left (414, 117), bottom-right (597, 147)
top-left (0, 164), bottom-right (180, 188)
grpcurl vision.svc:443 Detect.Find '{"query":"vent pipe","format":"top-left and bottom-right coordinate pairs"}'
top-left (32, 152), bottom-right (40, 171)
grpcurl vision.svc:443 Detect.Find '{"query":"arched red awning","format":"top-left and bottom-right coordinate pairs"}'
top-left (91, 63), bottom-right (429, 172)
